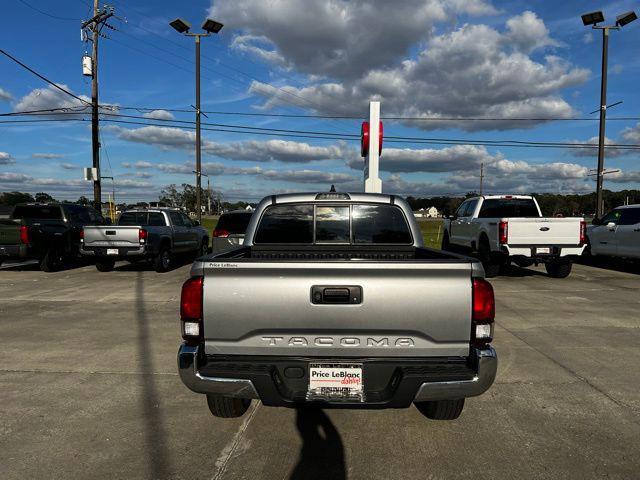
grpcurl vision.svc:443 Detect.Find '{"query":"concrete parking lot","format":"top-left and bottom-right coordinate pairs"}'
top-left (1, 260), bottom-right (639, 480)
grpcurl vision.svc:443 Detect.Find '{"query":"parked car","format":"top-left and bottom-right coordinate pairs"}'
top-left (81, 208), bottom-right (209, 272)
top-left (586, 205), bottom-right (640, 260)
top-left (211, 210), bottom-right (254, 253)
top-left (177, 192), bottom-right (497, 421)
top-left (0, 203), bottom-right (104, 271)
top-left (442, 195), bottom-right (586, 278)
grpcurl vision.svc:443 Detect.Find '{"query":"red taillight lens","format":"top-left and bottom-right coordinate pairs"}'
top-left (79, 228), bottom-right (84, 241)
top-left (181, 276), bottom-right (204, 344)
top-left (472, 278), bottom-right (495, 346)
top-left (579, 220), bottom-right (587, 245)
top-left (19, 225), bottom-right (30, 244)
top-left (213, 228), bottom-right (229, 238)
top-left (138, 228), bottom-right (148, 242)
top-left (498, 221), bottom-right (508, 245)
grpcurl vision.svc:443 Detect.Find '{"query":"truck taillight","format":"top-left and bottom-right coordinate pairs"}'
top-left (19, 225), bottom-right (30, 245)
top-left (498, 221), bottom-right (508, 245)
top-left (79, 228), bottom-right (84, 242)
top-left (472, 278), bottom-right (495, 347)
top-left (138, 228), bottom-right (148, 243)
top-left (579, 220), bottom-right (587, 245)
top-left (213, 228), bottom-right (229, 238)
top-left (181, 276), bottom-right (203, 344)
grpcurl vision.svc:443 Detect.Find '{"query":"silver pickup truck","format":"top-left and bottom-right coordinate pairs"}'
top-left (178, 192), bottom-right (497, 421)
top-left (81, 208), bottom-right (209, 272)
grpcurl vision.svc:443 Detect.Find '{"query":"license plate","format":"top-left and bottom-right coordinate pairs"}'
top-left (308, 363), bottom-right (363, 401)
top-left (536, 247), bottom-right (551, 254)
top-left (106, 248), bottom-right (119, 255)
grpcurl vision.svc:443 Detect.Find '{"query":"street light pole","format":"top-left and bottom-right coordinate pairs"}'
top-left (170, 17), bottom-right (223, 223)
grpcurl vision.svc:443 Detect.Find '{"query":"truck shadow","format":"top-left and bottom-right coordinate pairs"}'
top-left (289, 408), bottom-right (346, 480)
top-left (135, 271), bottom-right (172, 478)
top-left (576, 256), bottom-right (640, 275)
top-left (115, 254), bottom-right (195, 273)
top-left (496, 264), bottom-right (547, 278)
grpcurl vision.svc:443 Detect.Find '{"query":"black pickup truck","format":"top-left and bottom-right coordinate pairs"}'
top-left (0, 203), bottom-right (105, 271)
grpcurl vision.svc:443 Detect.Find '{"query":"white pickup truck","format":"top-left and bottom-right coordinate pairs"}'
top-left (442, 195), bottom-right (586, 278)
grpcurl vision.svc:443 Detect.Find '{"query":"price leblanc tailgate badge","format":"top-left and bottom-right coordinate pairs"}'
top-left (308, 364), bottom-right (363, 401)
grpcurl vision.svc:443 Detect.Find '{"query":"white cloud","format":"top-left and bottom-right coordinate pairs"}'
top-left (607, 171), bottom-right (640, 184)
top-left (122, 160), bottom-right (153, 169)
top-left (570, 136), bottom-right (628, 157)
top-left (0, 172), bottom-right (28, 182)
top-left (14, 84), bottom-right (90, 114)
top-left (621, 123), bottom-right (640, 143)
top-left (0, 152), bottom-right (15, 165)
top-left (249, 18), bottom-right (587, 131)
top-left (504, 11), bottom-right (559, 53)
top-left (0, 87), bottom-right (12, 102)
top-left (583, 32), bottom-right (593, 44)
top-left (213, 0), bottom-right (497, 80)
top-left (142, 109), bottom-right (175, 121)
top-left (60, 163), bottom-right (76, 170)
top-left (32, 153), bottom-right (65, 159)
top-left (112, 125), bottom-right (349, 163)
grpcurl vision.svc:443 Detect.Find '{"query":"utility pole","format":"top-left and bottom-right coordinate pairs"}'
top-left (479, 162), bottom-right (484, 196)
top-left (82, 2), bottom-right (114, 213)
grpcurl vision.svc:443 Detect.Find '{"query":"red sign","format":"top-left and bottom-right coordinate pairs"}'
top-left (360, 121), bottom-right (383, 157)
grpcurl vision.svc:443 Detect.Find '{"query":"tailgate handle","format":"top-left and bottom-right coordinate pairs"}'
top-left (311, 286), bottom-right (362, 304)
top-left (105, 230), bottom-right (116, 235)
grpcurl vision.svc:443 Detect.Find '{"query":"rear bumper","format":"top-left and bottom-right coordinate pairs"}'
top-left (80, 245), bottom-right (148, 258)
top-left (177, 344), bottom-right (497, 408)
top-left (502, 244), bottom-right (585, 259)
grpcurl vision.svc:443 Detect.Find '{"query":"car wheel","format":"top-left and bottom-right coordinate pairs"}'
top-left (154, 246), bottom-right (171, 273)
top-left (95, 258), bottom-right (115, 272)
top-left (206, 395), bottom-right (251, 418)
top-left (545, 259), bottom-right (572, 278)
top-left (199, 240), bottom-right (209, 257)
top-left (441, 231), bottom-right (450, 251)
top-left (40, 249), bottom-right (63, 272)
top-left (478, 239), bottom-right (500, 278)
top-left (414, 399), bottom-right (465, 420)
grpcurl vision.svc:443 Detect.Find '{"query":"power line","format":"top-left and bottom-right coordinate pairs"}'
top-left (16, 0), bottom-right (80, 21)
top-left (0, 48), bottom-right (91, 106)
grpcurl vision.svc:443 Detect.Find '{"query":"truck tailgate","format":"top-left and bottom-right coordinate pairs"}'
top-left (0, 220), bottom-right (20, 245)
top-left (506, 218), bottom-right (581, 245)
top-left (83, 226), bottom-right (141, 247)
top-left (202, 261), bottom-right (473, 358)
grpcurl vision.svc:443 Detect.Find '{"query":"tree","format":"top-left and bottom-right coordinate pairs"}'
top-left (35, 192), bottom-right (56, 203)
top-left (77, 196), bottom-right (90, 206)
top-left (0, 191), bottom-right (35, 205)
top-left (159, 184), bottom-right (182, 208)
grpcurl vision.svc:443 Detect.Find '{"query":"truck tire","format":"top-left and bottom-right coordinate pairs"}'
top-left (545, 259), bottom-right (572, 278)
top-left (40, 249), bottom-right (63, 272)
top-left (154, 246), bottom-right (171, 273)
top-left (478, 239), bottom-right (500, 278)
top-left (95, 258), bottom-right (116, 272)
top-left (414, 399), bottom-right (465, 420)
top-left (441, 231), bottom-right (450, 251)
top-left (206, 395), bottom-right (251, 418)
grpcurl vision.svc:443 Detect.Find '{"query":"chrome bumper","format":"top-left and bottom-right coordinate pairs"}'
top-left (79, 245), bottom-right (146, 256)
top-left (178, 344), bottom-right (259, 399)
top-left (413, 347), bottom-right (497, 401)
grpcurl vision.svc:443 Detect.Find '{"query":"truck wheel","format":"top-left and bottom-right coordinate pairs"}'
top-left (414, 399), bottom-right (465, 420)
top-left (206, 395), bottom-right (251, 418)
top-left (40, 249), bottom-right (63, 272)
top-left (95, 258), bottom-right (115, 272)
top-left (478, 240), bottom-right (500, 278)
top-left (545, 259), bottom-right (572, 278)
top-left (154, 246), bottom-right (171, 273)
top-left (441, 231), bottom-right (450, 251)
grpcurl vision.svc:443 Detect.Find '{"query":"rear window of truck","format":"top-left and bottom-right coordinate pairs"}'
top-left (119, 212), bottom-right (166, 226)
top-left (12, 205), bottom-right (62, 220)
top-left (254, 204), bottom-right (412, 245)
top-left (215, 212), bottom-right (253, 234)
top-left (478, 199), bottom-right (539, 218)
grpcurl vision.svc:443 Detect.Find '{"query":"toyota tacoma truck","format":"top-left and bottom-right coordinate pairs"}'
top-left (442, 195), bottom-right (586, 278)
top-left (81, 208), bottom-right (209, 272)
top-left (177, 192), bottom-right (497, 421)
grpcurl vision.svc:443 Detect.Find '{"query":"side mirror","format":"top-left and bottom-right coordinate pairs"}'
top-left (192, 220), bottom-right (200, 227)
top-left (606, 222), bottom-right (616, 229)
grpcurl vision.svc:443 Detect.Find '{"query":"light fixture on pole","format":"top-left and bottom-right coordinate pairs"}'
top-left (581, 9), bottom-right (637, 219)
top-left (170, 17), bottom-right (224, 223)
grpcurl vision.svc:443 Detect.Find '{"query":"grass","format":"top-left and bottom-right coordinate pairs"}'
top-left (199, 215), bottom-right (443, 249)
top-left (416, 219), bottom-right (444, 249)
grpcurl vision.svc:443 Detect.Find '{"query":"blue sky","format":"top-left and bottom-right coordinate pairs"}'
top-left (1, 0), bottom-right (639, 203)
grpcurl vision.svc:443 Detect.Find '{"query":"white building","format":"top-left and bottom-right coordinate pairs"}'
top-left (414, 206), bottom-right (440, 218)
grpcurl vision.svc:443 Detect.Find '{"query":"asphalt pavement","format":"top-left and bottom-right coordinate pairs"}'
top-left (0, 259), bottom-right (639, 479)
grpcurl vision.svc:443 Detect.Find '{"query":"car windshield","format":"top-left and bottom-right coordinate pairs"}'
top-left (215, 212), bottom-right (253, 234)
top-left (12, 205), bottom-right (62, 220)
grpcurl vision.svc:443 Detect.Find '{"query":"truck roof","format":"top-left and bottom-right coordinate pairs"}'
top-left (612, 204), bottom-right (640, 209)
top-left (267, 192), bottom-right (395, 204)
top-left (474, 195), bottom-right (534, 200)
